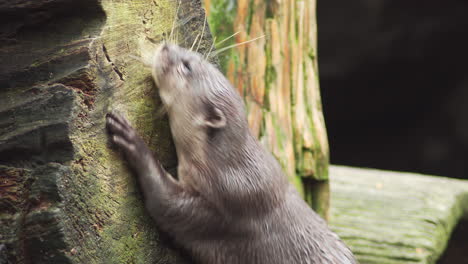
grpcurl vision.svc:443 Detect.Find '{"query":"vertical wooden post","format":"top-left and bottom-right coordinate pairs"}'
top-left (204, 0), bottom-right (330, 218)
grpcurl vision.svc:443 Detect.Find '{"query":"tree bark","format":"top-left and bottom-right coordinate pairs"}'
top-left (204, 0), bottom-right (330, 218)
top-left (0, 0), bottom-right (211, 263)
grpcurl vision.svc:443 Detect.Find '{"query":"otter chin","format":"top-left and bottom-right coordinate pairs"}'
top-left (106, 42), bottom-right (357, 264)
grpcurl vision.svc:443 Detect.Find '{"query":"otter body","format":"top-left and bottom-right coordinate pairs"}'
top-left (106, 43), bottom-right (356, 264)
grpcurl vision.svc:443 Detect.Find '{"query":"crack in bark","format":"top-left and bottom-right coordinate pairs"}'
top-left (102, 44), bottom-right (124, 81)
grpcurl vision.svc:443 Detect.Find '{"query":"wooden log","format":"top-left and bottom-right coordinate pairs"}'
top-left (0, 0), bottom-right (212, 263)
top-left (329, 165), bottom-right (468, 264)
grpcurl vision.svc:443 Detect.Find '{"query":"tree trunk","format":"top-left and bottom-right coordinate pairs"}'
top-left (204, 0), bottom-right (330, 218)
top-left (0, 0), bottom-right (211, 263)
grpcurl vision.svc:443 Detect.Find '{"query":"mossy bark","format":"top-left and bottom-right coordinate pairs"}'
top-left (204, 0), bottom-right (330, 218)
top-left (0, 0), bottom-right (212, 263)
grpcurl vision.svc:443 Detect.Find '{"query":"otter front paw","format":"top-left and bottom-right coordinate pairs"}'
top-left (106, 111), bottom-right (154, 171)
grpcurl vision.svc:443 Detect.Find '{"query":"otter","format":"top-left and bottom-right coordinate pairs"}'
top-left (106, 43), bottom-right (357, 264)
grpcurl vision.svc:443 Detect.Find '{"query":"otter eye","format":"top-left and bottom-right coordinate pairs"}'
top-left (182, 60), bottom-right (191, 72)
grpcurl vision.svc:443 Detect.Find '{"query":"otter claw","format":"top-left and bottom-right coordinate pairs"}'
top-left (112, 135), bottom-right (134, 152)
top-left (106, 111), bottom-right (154, 172)
top-left (107, 117), bottom-right (126, 136)
top-left (107, 111), bottom-right (131, 128)
top-left (106, 111), bottom-right (135, 141)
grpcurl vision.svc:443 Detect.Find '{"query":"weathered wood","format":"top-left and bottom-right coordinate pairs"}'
top-left (329, 165), bottom-right (468, 264)
top-left (0, 0), bottom-right (212, 263)
top-left (204, 0), bottom-right (330, 218)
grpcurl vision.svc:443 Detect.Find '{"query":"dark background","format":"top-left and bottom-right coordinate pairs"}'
top-left (317, 1), bottom-right (468, 180)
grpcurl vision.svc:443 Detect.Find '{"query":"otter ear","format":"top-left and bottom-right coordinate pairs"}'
top-left (205, 107), bottom-right (226, 129)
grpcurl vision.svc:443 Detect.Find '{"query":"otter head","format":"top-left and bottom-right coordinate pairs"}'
top-left (147, 43), bottom-right (249, 161)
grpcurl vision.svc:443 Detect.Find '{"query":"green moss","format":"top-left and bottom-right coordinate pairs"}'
top-left (205, 0), bottom-right (236, 72)
top-left (99, 195), bottom-right (160, 264)
top-left (295, 55), bottom-right (328, 181)
top-left (268, 114), bottom-right (303, 194)
top-left (60, 0), bottom-right (186, 263)
top-left (263, 29), bottom-right (276, 111)
top-left (308, 48), bottom-right (315, 61)
top-left (246, 0), bottom-right (255, 34)
top-left (329, 166), bottom-right (468, 264)
top-left (265, 0), bottom-right (275, 19)
top-left (30, 60), bottom-right (41, 67)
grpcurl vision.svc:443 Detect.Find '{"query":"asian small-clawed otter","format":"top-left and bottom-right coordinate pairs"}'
top-left (106, 42), bottom-right (357, 264)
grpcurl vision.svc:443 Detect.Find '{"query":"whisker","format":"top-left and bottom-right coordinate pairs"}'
top-left (210, 35), bottom-right (266, 57)
top-left (169, 0), bottom-right (182, 43)
top-left (216, 31), bottom-right (240, 46)
top-left (205, 36), bottom-right (217, 60)
top-left (129, 54), bottom-right (154, 68)
top-left (128, 54), bottom-right (145, 64)
top-left (190, 33), bottom-right (201, 51)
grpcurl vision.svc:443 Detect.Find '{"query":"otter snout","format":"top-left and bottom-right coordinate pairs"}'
top-left (152, 43), bottom-right (174, 85)
top-left (161, 43), bottom-right (169, 52)
top-left (157, 43), bottom-right (173, 68)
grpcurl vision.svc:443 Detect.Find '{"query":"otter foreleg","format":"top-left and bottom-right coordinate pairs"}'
top-left (105, 112), bottom-right (221, 238)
